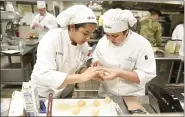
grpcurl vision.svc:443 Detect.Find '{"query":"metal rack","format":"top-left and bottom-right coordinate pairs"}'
top-left (73, 80), bottom-right (100, 98)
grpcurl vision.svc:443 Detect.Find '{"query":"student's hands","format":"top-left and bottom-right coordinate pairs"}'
top-left (32, 23), bottom-right (40, 29)
top-left (81, 67), bottom-right (104, 82)
top-left (98, 67), bottom-right (122, 80)
top-left (32, 24), bottom-right (47, 29)
top-left (91, 61), bottom-right (103, 67)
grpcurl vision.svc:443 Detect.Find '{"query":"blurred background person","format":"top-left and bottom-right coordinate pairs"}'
top-left (139, 8), bottom-right (162, 47)
top-left (30, 1), bottom-right (58, 39)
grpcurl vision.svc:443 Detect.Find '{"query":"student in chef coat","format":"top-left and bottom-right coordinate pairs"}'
top-left (31, 5), bottom-right (102, 98)
top-left (172, 23), bottom-right (184, 41)
top-left (172, 23), bottom-right (184, 56)
top-left (30, 1), bottom-right (58, 38)
top-left (92, 9), bottom-right (156, 97)
top-left (139, 8), bottom-right (162, 47)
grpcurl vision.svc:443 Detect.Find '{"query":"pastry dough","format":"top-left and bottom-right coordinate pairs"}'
top-left (72, 106), bottom-right (80, 115)
top-left (93, 100), bottom-right (100, 107)
top-left (92, 108), bottom-right (99, 116)
top-left (77, 100), bottom-right (86, 107)
top-left (104, 96), bottom-right (112, 104)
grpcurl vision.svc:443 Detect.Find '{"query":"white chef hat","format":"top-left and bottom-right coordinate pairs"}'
top-left (37, 1), bottom-right (46, 9)
top-left (103, 9), bottom-right (137, 33)
top-left (56, 5), bottom-right (97, 27)
top-left (6, 2), bottom-right (15, 12)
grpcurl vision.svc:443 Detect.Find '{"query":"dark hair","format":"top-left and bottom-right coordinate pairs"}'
top-left (149, 8), bottom-right (162, 16)
top-left (68, 23), bottom-right (97, 30)
top-left (122, 29), bottom-right (128, 35)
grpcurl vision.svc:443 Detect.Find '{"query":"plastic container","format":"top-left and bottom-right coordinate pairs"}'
top-left (1, 99), bottom-right (10, 116)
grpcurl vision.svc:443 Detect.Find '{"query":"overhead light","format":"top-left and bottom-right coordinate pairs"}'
top-left (0, 6), bottom-right (4, 10)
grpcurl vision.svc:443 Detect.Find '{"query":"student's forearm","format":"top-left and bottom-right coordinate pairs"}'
top-left (57, 74), bottom-right (84, 89)
top-left (79, 67), bottom-right (88, 74)
top-left (118, 70), bottom-right (140, 84)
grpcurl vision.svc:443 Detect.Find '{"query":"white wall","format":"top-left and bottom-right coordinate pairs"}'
top-left (47, 1), bottom-right (53, 13)
top-left (59, 1), bottom-right (64, 11)
top-left (63, 1), bottom-right (73, 10)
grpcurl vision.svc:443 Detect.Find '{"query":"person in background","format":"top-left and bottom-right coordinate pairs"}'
top-left (139, 8), bottom-right (162, 47)
top-left (172, 22), bottom-right (184, 56)
top-left (91, 9), bottom-right (156, 97)
top-left (179, 38), bottom-right (184, 56)
top-left (172, 23), bottom-right (184, 41)
top-left (30, 1), bottom-right (58, 38)
top-left (31, 5), bottom-right (102, 98)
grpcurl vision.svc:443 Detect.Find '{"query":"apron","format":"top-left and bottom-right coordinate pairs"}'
top-left (97, 34), bottom-right (142, 97)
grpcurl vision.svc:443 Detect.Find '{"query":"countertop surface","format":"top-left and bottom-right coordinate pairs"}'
top-left (3, 95), bottom-right (184, 116)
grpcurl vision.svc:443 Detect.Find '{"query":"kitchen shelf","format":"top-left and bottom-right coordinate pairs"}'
top-left (1, 63), bottom-right (32, 84)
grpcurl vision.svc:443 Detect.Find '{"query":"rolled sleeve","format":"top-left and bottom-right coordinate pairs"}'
top-left (134, 70), bottom-right (145, 86)
top-left (134, 42), bottom-right (156, 87)
top-left (49, 71), bottom-right (68, 90)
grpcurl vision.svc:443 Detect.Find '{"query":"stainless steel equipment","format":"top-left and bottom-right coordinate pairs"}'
top-left (1, 11), bottom-right (23, 50)
top-left (148, 84), bottom-right (184, 113)
top-left (1, 11), bottom-right (22, 37)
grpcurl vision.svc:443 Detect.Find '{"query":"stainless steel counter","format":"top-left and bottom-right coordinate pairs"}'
top-left (1, 45), bottom-right (37, 85)
top-left (5, 96), bottom-right (183, 116)
top-left (155, 53), bottom-right (184, 83)
top-left (155, 53), bottom-right (183, 60)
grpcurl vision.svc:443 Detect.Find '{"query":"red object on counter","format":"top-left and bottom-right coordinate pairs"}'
top-left (15, 31), bottom-right (19, 37)
top-left (47, 93), bottom-right (53, 117)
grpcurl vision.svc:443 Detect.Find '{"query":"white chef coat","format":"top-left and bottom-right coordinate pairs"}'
top-left (92, 30), bottom-right (156, 97)
top-left (179, 39), bottom-right (184, 56)
top-left (172, 24), bottom-right (184, 40)
top-left (31, 28), bottom-right (89, 98)
top-left (172, 24), bottom-right (184, 56)
top-left (30, 12), bottom-right (58, 38)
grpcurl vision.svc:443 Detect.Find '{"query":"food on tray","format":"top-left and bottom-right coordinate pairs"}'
top-left (77, 100), bottom-right (86, 107)
top-left (24, 33), bottom-right (32, 39)
top-left (92, 108), bottom-right (99, 116)
top-left (32, 33), bottom-right (39, 38)
top-left (56, 104), bottom-right (71, 111)
top-left (72, 106), bottom-right (80, 115)
top-left (104, 96), bottom-right (112, 104)
top-left (93, 100), bottom-right (100, 107)
top-left (24, 32), bottom-right (39, 39)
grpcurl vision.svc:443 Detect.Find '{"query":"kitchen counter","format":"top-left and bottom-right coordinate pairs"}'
top-left (4, 95), bottom-right (184, 116)
top-left (155, 52), bottom-right (184, 83)
top-left (155, 53), bottom-right (183, 60)
top-left (1, 44), bottom-right (38, 85)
